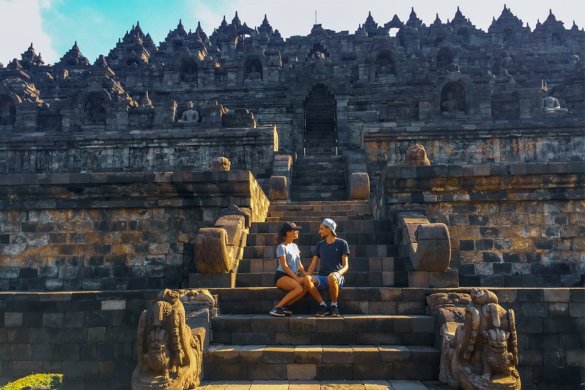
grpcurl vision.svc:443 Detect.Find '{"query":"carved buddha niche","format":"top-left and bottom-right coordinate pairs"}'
top-left (375, 51), bottom-right (396, 78)
top-left (437, 47), bottom-right (454, 69)
top-left (441, 82), bottom-right (467, 117)
top-left (308, 43), bottom-right (329, 59)
top-left (0, 95), bottom-right (16, 126)
top-left (180, 58), bottom-right (198, 83)
top-left (84, 93), bottom-right (106, 125)
top-left (244, 58), bottom-right (263, 81)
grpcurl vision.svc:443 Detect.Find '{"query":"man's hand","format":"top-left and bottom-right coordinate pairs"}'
top-left (330, 271), bottom-right (343, 284)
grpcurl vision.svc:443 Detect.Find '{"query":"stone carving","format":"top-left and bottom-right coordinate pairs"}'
top-left (218, 104), bottom-right (256, 128)
top-left (210, 156), bottom-right (230, 171)
top-left (406, 143), bottom-right (431, 166)
top-left (178, 101), bottom-right (200, 123)
top-left (84, 93), bottom-right (107, 125)
top-left (542, 95), bottom-right (568, 113)
top-left (439, 288), bottom-right (520, 390)
top-left (541, 80), bottom-right (568, 114)
top-left (194, 208), bottom-right (249, 274)
top-left (132, 289), bottom-right (214, 390)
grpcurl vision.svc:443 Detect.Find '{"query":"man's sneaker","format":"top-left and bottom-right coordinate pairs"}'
top-left (270, 307), bottom-right (286, 317)
top-left (316, 305), bottom-right (330, 317)
top-left (282, 306), bottom-right (293, 316)
top-left (330, 305), bottom-right (340, 317)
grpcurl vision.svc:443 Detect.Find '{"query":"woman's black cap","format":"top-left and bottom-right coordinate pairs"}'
top-left (280, 221), bottom-right (302, 234)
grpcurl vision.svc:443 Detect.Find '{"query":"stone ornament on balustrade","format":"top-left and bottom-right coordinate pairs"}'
top-left (435, 288), bottom-right (521, 390)
top-left (406, 143), bottom-right (431, 166)
top-left (210, 156), bottom-right (231, 171)
top-left (132, 288), bottom-right (215, 390)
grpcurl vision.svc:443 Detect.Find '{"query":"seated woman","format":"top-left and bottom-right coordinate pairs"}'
top-left (270, 222), bottom-right (307, 317)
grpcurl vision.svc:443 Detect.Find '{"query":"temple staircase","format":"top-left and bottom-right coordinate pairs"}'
top-left (202, 200), bottom-right (439, 383)
top-left (291, 155), bottom-right (347, 202)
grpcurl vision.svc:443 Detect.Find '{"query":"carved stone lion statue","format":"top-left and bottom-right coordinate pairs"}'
top-left (210, 156), bottom-right (231, 172)
top-left (438, 288), bottom-right (520, 390)
top-left (406, 143), bottom-right (431, 166)
top-left (132, 289), bottom-right (214, 390)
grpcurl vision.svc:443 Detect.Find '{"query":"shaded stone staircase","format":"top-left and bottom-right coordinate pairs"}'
top-left (291, 155), bottom-right (347, 201)
top-left (202, 200), bottom-right (439, 382)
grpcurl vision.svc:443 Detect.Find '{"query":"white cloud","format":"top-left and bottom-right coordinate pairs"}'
top-left (0, 0), bottom-right (59, 65)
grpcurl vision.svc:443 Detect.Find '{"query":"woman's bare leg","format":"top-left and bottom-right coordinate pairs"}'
top-left (275, 276), bottom-right (304, 308)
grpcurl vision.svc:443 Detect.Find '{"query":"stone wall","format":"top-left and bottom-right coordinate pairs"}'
top-left (0, 288), bottom-right (582, 389)
top-left (0, 125), bottom-right (278, 178)
top-left (433, 287), bottom-right (585, 390)
top-left (377, 162), bottom-right (585, 287)
top-left (0, 171), bottom-right (270, 291)
top-left (363, 122), bottom-right (585, 169)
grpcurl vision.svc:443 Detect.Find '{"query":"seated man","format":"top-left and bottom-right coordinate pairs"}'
top-left (305, 218), bottom-right (350, 317)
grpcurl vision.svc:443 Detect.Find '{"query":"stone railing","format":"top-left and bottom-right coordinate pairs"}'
top-left (396, 212), bottom-right (458, 288)
top-left (193, 207), bottom-right (250, 288)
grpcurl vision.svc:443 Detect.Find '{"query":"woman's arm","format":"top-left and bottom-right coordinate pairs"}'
top-left (279, 256), bottom-right (303, 283)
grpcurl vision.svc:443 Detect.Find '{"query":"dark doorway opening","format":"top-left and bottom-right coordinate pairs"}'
top-left (303, 84), bottom-right (337, 154)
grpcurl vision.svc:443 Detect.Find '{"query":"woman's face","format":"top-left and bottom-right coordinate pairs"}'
top-left (286, 229), bottom-right (299, 241)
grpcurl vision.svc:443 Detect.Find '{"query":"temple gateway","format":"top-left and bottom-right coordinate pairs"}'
top-left (0, 6), bottom-right (583, 390)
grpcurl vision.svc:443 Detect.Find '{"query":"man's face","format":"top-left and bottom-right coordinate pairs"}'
top-left (319, 224), bottom-right (331, 239)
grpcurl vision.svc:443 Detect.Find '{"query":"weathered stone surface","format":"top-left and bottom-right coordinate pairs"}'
top-left (269, 175), bottom-right (288, 201)
top-left (132, 289), bottom-right (214, 389)
top-left (406, 144), bottom-right (431, 166)
top-left (211, 156), bottom-right (231, 172)
top-left (194, 228), bottom-right (232, 273)
top-left (439, 288), bottom-right (521, 390)
top-left (349, 172), bottom-right (370, 200)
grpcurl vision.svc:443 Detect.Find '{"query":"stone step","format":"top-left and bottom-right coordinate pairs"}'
top-left (203, 344), bottom-right (440, 381)
top-left (268, 201), bottom-right (371, 213)
top-left (237, 256), bottom-right (396, 274)
top-left (292, 177), bottom-right (346, 185)
top-left (211, 314), bottom-right (435, 346)
top-left (208, 287), bottom-right (426, 315)
top-left (250, 220), bottom-right (393, 234)
top-left (266, 215), bottom-right (372, 222)
top-left (290, 193), bottom-right (347, 202)
top-left (267, 209), bottom-right (370, 218)
top-left (246, 233), bottom-right (392, 246)
top-left (198, 380), bottom-right (450, 389)
top-left (290, 184), bottom-right (346, 191)
top-left (234, 271), bottom-right (396, 288)
top-left (243, 244), bottom-right (396, 259)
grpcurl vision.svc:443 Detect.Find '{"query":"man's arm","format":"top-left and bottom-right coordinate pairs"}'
top-left (337, 254), bottom-right (349, 276)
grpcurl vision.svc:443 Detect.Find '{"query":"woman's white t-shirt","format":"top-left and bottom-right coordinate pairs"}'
top-left (276, 243), bottom-right (301, 274)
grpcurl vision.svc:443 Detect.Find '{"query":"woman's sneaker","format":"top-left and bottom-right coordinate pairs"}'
top-left (282, 306), bottom-right (293, 316)
top-left (270, 307), bottom-right (286, 317)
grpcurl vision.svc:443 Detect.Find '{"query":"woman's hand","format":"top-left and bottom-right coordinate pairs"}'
top-left (296, 276), bottom-right (305, 285)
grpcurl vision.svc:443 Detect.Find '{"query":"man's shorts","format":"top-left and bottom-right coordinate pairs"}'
top-left (313, 272), bottom-right (345, 290)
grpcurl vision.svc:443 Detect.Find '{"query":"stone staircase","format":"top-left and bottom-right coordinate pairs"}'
top-left (291, 155), bottom-right (347, 201)
top-left (201, 200), bottom-right (439, 383)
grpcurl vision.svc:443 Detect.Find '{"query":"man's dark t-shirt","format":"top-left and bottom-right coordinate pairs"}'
top-left (311, 238), bottom-right (350, 275)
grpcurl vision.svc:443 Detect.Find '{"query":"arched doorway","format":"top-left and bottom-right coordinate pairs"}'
top-left (304, 84), bottom-right (336, 154)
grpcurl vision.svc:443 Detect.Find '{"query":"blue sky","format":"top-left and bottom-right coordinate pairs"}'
top-left (1, 0), bottom-right (584, 65)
